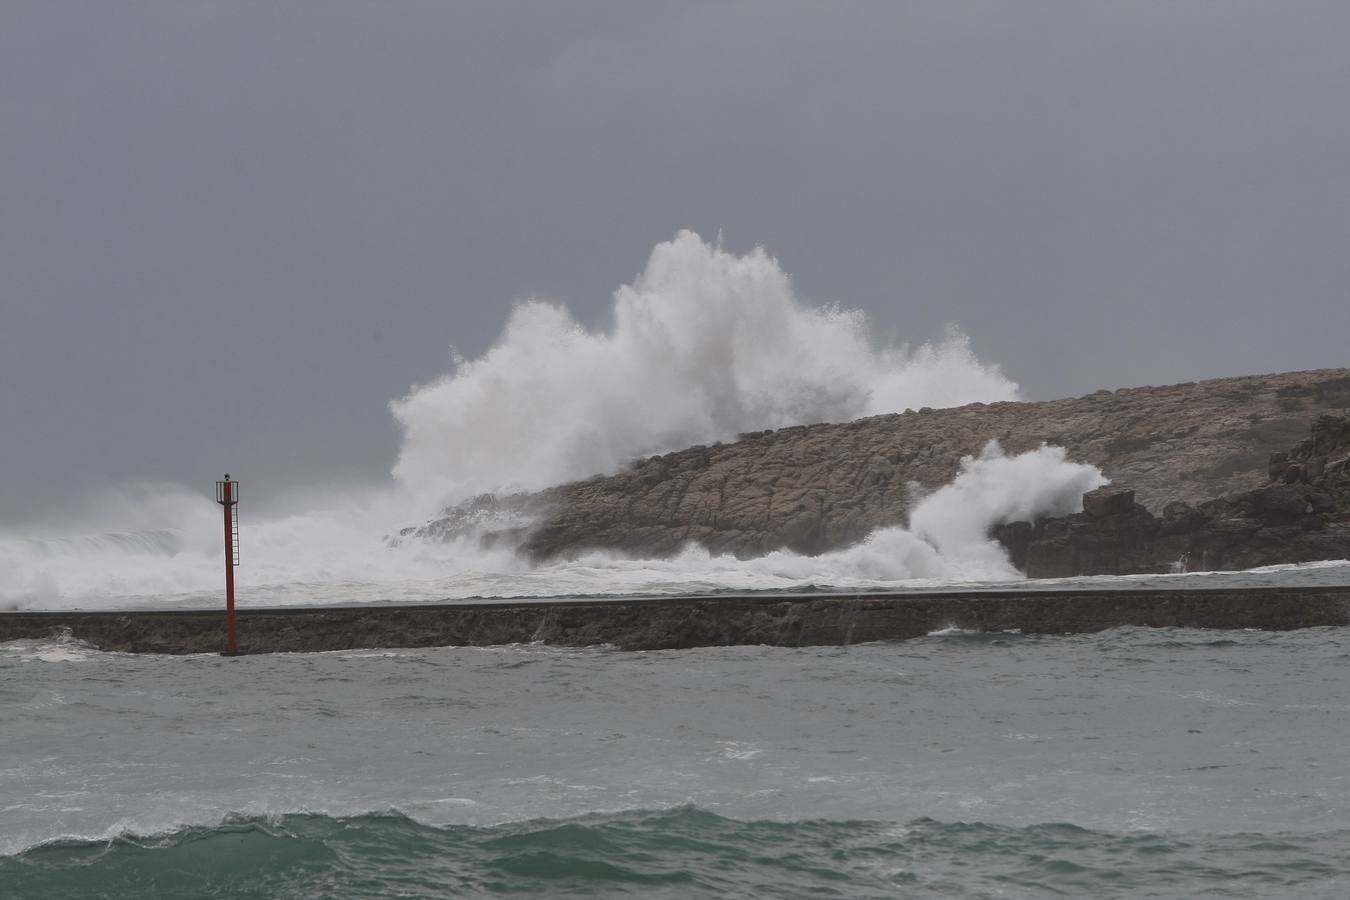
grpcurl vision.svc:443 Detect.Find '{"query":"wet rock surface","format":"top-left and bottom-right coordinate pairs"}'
top-left (993, 416), bottom-right (1350, 577)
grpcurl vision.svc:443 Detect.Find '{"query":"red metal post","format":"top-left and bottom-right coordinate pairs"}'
top-left (219, 477), bottom-right (238, 655)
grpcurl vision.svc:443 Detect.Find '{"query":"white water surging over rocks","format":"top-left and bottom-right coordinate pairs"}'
top-left (390, 231), bottom-right (1017, 508)
top-left (652, 442), bottom-right (1109, 585)
top-left (0, 445), bottom-right (1107, 609)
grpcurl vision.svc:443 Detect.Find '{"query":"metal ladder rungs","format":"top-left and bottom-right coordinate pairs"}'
top-left (230, 505), bottom-right (241, 566)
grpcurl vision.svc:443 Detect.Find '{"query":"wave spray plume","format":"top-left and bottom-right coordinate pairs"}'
top-left (390, 230), bottom-right (1018, 508)
top-left (6, 232), bottom-right (1029, 608)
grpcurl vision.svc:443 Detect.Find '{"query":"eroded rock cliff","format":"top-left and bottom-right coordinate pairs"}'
top-left (521, 369), bottom-right (1350, 560)
top-left (411, 368), bottom-right (1350, 562)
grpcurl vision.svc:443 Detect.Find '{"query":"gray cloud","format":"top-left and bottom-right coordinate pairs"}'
top-left (2, 1), bottom-right (1347, 520)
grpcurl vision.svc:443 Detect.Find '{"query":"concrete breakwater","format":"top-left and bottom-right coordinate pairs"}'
top-left (3, 586), bottom-right (1348, 655)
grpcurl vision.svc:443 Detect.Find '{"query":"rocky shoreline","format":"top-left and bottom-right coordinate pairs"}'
top-left (994, 416), bottom-right (1350, 578)
top-left (408, 369), bottom-right (1350, 571)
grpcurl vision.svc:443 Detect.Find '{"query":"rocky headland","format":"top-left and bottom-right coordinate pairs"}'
top-left (407, 368), bottom-right (1350, 572)
top-left (993, 415), bottom-right (1350, 577)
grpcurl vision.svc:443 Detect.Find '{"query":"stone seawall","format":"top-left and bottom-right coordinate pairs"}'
top-left (3, 587), bottom-right (1348, 655)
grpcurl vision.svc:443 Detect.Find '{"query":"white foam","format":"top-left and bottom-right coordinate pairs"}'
top-left (390, 231), bottom-right (1016, 507)
top-left (0, 233), bottom-right (1075, 610)
top-left (0, 444), bottom-right (1108, 609)
top-left (928, 625), bottom-right (979, 637)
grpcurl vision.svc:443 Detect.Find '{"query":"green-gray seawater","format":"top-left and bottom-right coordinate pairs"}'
top-left (3, 626), bottom-right (1348, 897)
top-left (8, 809), bottom-right (1349, 899)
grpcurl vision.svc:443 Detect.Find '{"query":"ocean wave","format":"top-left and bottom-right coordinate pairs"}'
top-left (5, 807), bottom-right (1348, 899)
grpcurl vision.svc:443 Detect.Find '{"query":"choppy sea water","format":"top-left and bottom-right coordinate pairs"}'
top-left (3, 625), bottom-right (1348, 898)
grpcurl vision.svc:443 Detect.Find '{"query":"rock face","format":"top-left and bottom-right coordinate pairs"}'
top-left (492, 368), bottom-right (1350, 560)
top-left (393, 491), bottom-right (545, 549)
top-left (993, 416), bottom-right (1350, 577)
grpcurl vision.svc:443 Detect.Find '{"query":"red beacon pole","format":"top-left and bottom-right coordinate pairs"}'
top-left (215, 474), bottom-right (240, 655)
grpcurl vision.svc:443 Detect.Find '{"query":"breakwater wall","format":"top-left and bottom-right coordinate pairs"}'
top-left (2, 586), bottom-right (1348, 655)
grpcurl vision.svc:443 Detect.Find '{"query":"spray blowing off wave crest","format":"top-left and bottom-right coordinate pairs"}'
top-left (391, 230), bottom-right (1017, 508)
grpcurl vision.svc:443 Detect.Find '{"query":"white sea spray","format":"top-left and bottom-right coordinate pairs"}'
top-left (3, 232), bottom-right (1117, 609)
top-left (389, 230), bottom-right (1016, 507)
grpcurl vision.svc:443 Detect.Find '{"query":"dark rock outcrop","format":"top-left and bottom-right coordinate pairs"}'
top-left (392, 491), bottom-right (547, 547)
top-left (993, 416), bottom-right (1350, 577)
top-left (420, 368), bottom-right (1348, 560)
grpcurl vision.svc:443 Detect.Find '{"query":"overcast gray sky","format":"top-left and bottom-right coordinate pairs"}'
top-left (3, 2), bottom-right (1347, 521)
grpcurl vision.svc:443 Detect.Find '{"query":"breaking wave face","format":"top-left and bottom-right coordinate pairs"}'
top-left (3, 231), bottom-right (1050, 609)
top-left (390, 230), bottom-right (1017, 506)
top-left (11, 809), bottom-right (1350, 900)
